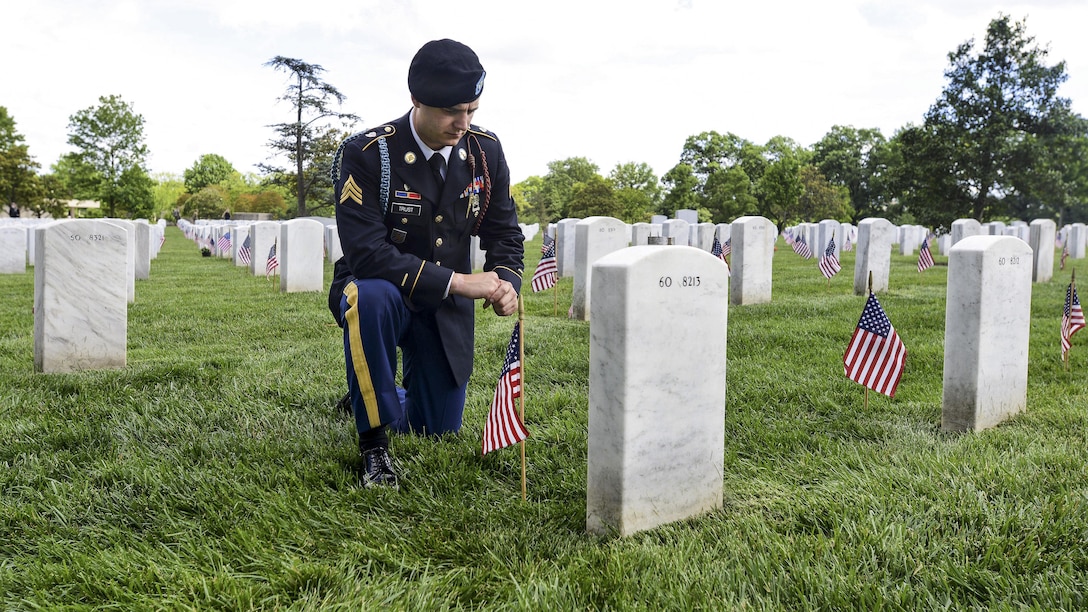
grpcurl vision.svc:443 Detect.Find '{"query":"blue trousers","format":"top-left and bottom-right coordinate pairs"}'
top-left (340, 279), bottom-right (468, 436)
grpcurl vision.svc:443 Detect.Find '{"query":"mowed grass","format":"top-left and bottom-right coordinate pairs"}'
top-left (1, 225), bottom-right (1087, 610)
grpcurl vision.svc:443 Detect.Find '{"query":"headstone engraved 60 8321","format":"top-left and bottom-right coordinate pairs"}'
top-left (941, 236), bottom-right (1033, 432)
top-left (587, 246), bottom-right (728, 536)
top-left (34, 220), bottom-right (127, 373)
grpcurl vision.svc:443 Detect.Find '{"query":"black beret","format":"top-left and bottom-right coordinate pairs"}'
top-left (408, 39), bottom-right (486, 108)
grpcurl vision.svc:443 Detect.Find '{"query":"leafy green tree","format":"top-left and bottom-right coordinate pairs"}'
top-left (184, 154), bottom-right (237, 194)
top-left (702, 165), bottom-right (757, 223)
top-left (66, 94), bottom-right (149, 217)
top-left (540, 157), bottom-right (599, 219)
top-left (0, 107), bottom-right (41, 211)
top-left (151, 172), bottom-right (186, 221)
top-left (263, 57), bottom-right (359, 217)
top-left (184, 185), bottom-right (229, 220)
top-left (755, 154), bottom-right (803, 227)
top-left (811, 125), bottom-right (889, 221)
top-left (607, 162), bottom-right (662, 222)
top-left (902, 15), bottom-right (1079, 225)
top-left (568, 174), bottom-right (619, 219)
top-left (512, 175), bottom-right (546, 225)
top-left (661, 163), bottom-right (700, 216)
top-left (795, 165), bottom-right (853, 223)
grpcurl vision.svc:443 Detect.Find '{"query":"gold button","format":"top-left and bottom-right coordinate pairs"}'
top-left (435, 215), bottom-right (443, 223)
top-left (435, 238), bottom-right (443, 247)
top-left (401, 217), bottom-right (408, 224)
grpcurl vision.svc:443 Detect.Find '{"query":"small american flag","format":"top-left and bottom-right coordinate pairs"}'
top-left (842, 232), bottom-right (853, 252)
top-left (482, 322), bottom-right (529, 455)
top-left (783, 230), bottom-right (794, 246)
top-left (793, 234), bottom-right (813, 259)
top-left (818, 237), bottom-right (841, 279)
top-left (711, 235), bottom-right (730, 275)
top-left (530, 234), bottom-right (558, 292)
top-left (1061, 245), bottom-right (1069, 271)
top-left (239, 235), bottom-right (252, 265)
top-left (917, 235), bottom-right (935, 272)
top-left (1062, 282), bottom-right (1086, 358)
top-left (265, 243), bottom-right (279, 279)
top-left (159, 232), bottom-right (166, 248)
top-left (844, 293), bottom-right (907, 398)
top-left (217, 231), bottom-right (231, 253)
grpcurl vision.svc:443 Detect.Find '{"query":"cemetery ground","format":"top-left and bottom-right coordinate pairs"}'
top-left (2, 227), bottom-right (1087, 610)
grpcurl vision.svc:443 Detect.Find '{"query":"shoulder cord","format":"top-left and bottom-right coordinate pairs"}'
top-left (378, 138), bottom-right (391, 216)
top-left (467, 134), bottom-right (492, 235)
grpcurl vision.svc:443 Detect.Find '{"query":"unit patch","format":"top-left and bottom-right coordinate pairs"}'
top-left (391, 229), bottom-right (407, 244)
top-left (392, 202), bottom-right (421, 216)
top-left (340, 175), bottom-right (363, 205)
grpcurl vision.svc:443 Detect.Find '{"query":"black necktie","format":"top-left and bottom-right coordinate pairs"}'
top-left (428, 153), bottom-right (446, 187)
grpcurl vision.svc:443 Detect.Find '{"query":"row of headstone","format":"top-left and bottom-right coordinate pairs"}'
top-left (585, 233), bottom-right (1034, 537)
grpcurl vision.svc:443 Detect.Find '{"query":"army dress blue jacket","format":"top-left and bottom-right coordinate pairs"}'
top-left (331, 111), bottom-right (524, 385)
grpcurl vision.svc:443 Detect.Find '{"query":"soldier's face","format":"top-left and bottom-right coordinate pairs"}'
top-left (411, 97), bottom-right (479, 150)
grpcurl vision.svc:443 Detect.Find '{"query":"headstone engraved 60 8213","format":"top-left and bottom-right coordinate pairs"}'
top-left (587, 246), bottom-right (728, 536)
top-left (34, 220), bottom-right (127, 373)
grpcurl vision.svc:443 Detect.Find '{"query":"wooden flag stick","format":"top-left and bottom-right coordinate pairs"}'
top-left (552, 274), bottom-right (559, 316)
top-left (518, 296), bottom-right (527, 502)
top-left (865, 270), bottom-right (873, 406)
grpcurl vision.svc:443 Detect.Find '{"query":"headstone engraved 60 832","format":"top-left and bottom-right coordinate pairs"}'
top-left (34, 220), bottom-right (127, 373)
top-left (941, 236), bottom-right (1033, 432)
top-left (587, 245), bottom-right (728, 536)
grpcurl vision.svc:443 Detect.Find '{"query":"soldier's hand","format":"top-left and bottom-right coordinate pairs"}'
top-left (450, 271), bottom-right (518, 316)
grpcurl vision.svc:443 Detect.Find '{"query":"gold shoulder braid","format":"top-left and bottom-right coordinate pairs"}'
top-left (466, 133), bottom-right (492, 236)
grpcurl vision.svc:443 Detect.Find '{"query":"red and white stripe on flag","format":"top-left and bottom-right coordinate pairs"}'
top-left (482, 323), bottom-right (529, 454)
top-left (843, 294), bottom-right (907, 397)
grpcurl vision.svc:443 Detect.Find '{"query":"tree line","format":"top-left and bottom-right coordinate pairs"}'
top-left (2, 15), bottom-right (1086, 232)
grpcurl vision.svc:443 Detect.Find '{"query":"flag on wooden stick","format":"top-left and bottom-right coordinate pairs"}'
top-left (917, 235), bottom-right (935, 272)
top-left (818, 236), bottom-right (841, 279)
top-left (1062, 277), bottom-right (1086, 360)
top-left (844, 293), bottom-right (907, 398)
top-left (530, 234), bottom-right (558, 292)
top-left (265, 243), bottom-right (279, 279)
top-left (482, 322), bottom-right (529, 455)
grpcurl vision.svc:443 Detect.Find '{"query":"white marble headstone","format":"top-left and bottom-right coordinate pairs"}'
top-left (571, 216), bottom-right (628, 320)
top-left (232, 225), bottom-right (251, 267)
top-left (1070, 223), bottom-right (1086, 259)
top-left (630, 222), bottom-right (653, 246)
top-left (280, 219), bottom-right (325, 292)
top-left (107, 219), bottom-right (137, 304)
top-left (587, 245), bottom-right (727, 537)
top-left (557, 218), bottom-right (579, 278)
top-left (34, 220), bottom-right (127, 373)
top-left (951, 219), bottom-right (982, 247)
top-left (250, 221), bottom-right (280, 277)
top-left (1028, 219), bottom-right (1056, 283)
top-left (133, 219), bottom-right (151, 280)
top-left (730, 215), bottom-right (774, 305)
top-left (853, 218), bottom-right (894, 295)
top-left (661, 219), bottom-right (690, 246)
top-left (675, 209), bottom-right (699, 225)
top-left (941, 236), bottom-right (1032, 432)
top-left (0, 226), bottom-right (27, 273)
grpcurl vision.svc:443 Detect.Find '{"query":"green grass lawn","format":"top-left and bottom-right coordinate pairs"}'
top-left (1, 225), bottom-right (1086, 610)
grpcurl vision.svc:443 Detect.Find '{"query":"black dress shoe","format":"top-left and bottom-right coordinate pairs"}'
top-left (336, 392), bottom-right (352, 416)
top-left (360, 446), bottom-right (398, 489)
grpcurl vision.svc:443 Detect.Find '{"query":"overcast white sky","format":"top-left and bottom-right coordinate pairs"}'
top-left (6, 0), bottom-right (1088, 185)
